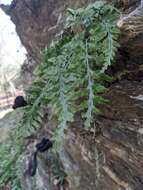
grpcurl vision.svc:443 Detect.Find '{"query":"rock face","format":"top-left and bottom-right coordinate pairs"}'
top-left (20, 80), bottom-right (143, 190)
top-left (56, 80), bottom-right (143, 190)
top-left (1, 0), bottom-right (143, 190)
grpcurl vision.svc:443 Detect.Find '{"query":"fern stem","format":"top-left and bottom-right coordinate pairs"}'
top-left (85, 40), bottom-right (94, 128)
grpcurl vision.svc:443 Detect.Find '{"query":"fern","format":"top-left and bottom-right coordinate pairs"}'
top-left (0, 1), bottom-right (120, 188)
top-left (24, 0), bottom-right (120, 145)
top-left (47, 53), bottom-right (74, 149)
top-left (101, 22), bottom-right (120, 72)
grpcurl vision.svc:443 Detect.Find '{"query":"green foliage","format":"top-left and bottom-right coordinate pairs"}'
top-left (0, 1), bottom-right (120, 189)
top-left (0, 138), bottom-right (23, 189)
top-left (32, 1), bottom-right (120, 145)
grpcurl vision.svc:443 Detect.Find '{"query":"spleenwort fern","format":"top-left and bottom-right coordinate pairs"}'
top-left (33, 0), bottom-right (120, 146)
top-left (50, 55), bottom-right (74, 149)
top-left (102, 22), bottom-right (120, 72)
top-left (0, 1), bottom-right (120, 189)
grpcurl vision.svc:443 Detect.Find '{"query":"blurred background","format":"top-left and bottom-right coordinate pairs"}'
top-left (0, 0), bottom-right (26, 118)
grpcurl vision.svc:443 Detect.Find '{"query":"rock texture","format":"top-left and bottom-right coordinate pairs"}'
top-left (59, 80), bottom-right (143, 190)
top-left (1, 0), bottom-right (143, 190)
top-left (22, 80), bottom-right (143, 190)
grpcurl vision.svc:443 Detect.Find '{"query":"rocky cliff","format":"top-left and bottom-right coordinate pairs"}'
top-left (1, 0), bottom-right (143, 190)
